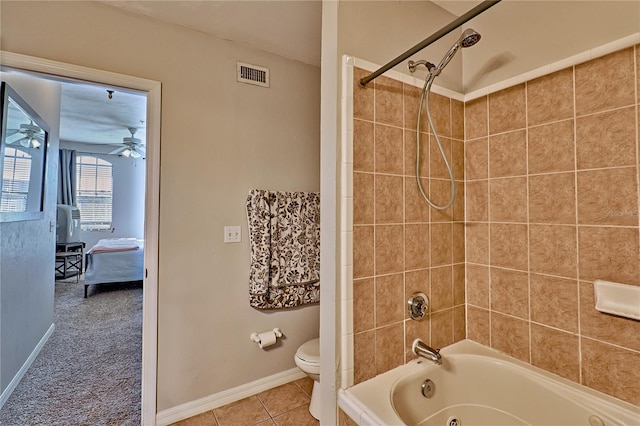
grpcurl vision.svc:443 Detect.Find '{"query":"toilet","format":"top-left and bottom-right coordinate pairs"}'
top-left (294, 338), bottom-right (320, 420)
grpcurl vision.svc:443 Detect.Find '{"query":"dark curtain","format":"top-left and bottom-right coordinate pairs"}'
top-left (57, 149), bottom-right (77, 206)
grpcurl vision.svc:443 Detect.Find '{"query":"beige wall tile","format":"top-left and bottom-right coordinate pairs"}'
top-left (531, 324), bottom-right (580, 382)
top-left (467, 306), bottom-right (490, 346)
top-left (528, 120), bottom-right (575, 174)
top-left (405, 223), bottom-right (430, 270)
top-left (490, 223), bottom-right (528, 270)
top-left (452, 223), bottom-right (465, 264)
top-left (578, 226), bottom-right (640, 285)
top-left (490, 312), bottom-right (530, 362)
top-left (453, 305), bottom-right (466, 343)
top-left (453, 263), bottom-right (465, 305)
top-left (577, 167), bottom-right (639, 226)
top-left (375, 124), bottom-right (404, 174)
top-left (529, 173), bottom-right (576, 224)
top-left (375, 174), bottom-right (403, 224)
top-left (430, 137), bottom-right (453, 180)
top-left (375, 225), bottom-right (404, 275)
top-left (576, 107), bottom-right (636, 169)
top-left (530, 274), bottom-right (578, 333)
top-left (353, 226), bottom-right (374, 279)
top-left (489, 84), bottom-right (526, 134)
top-left (375, 76), bottom-right (403, 127)
top-left (353, 278), bottom-right (374, 334)
top-left (466, 222), bottom-right (489, 265)
top-left (529, 224), bottom-right (577, 278)
top-left (582, 338), bottom-right (640, 405)
top-left (431, 222), bottom-right (453, 266)
top-left (353, 119), bottom-right (374, 172)
top-left (431, 309), bottom-right (454, 348)
top-left (575, 48), bottom-right (635, 116)
top-left (430, 179), bottom-right (455, 222)
top-left (375, 273), bottom-right (404, 327)
top-left (405, 177), bottom-right (430, 223)
top-left (403, 83), bottom-right (426, 131)
top-left (353, 68), bottom-right (374, 121)
top-left (465, 137), bottom-right (488, 180)
top-left (375, 323), bottom-right (404, 375)
top-left (353, 172), bottom-right (374, 225)
top-left (489, 130), bottom-right (527, 178)
top-left (354, 331), bottom-right (375, 384)
top-left (430, 266), bottom-right (453, 312)
top-left (405, 130), bottom-right (429, 178)
top-left (453, 182), bottom-right (465, 223)
top-left (465, 96), bottom-right (488, 140)
top-left (466, 180), bottom-right (488, 222)
top-left (429, 92), bottom-right (452, 138)
top-left (467, 264), bottom-right (490, 308)
top-left (452, 99), bottom-right (464, 141)
top-left (490, 268), bottom-right (529, 319)
top-left (452, 140), bottom-right (465, 181)
top-left (527, 68), bottom-right (574, 126)
top-left (490, 177), bottom-right (528, 223)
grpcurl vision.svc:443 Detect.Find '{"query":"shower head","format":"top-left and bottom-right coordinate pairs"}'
top-left (431, 28), bottom-right (481, 77)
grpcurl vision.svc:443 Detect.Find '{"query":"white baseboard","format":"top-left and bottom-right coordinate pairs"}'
top-left (156, 367), bottom-right (306, 426)
top-left (0, 323), bottom-right (55, 409)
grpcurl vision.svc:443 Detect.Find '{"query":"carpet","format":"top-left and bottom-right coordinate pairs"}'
top-left (0, 276), bottom-right (142, 426)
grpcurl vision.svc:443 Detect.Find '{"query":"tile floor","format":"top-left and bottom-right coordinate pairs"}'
top-left (171, 377), bottom-right (319, 426)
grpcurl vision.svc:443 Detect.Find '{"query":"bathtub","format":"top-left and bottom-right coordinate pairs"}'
top-left (338, 340), bottom-right (640, 426)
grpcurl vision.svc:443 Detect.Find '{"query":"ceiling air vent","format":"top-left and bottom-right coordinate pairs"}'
top-left (237, 62), bottom-right (270, 88)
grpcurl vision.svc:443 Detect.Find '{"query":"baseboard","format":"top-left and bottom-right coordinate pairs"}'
top-left (155, 367), bottom-right (306, 425)
top-left (0, 323), bottom-right (55, 409)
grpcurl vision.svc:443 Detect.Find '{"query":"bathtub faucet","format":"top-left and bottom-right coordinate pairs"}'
top-left (412, 339), bottom-right (442, 365)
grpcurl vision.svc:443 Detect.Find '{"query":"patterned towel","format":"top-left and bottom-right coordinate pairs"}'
top-left (246, 189), bottom-right (320, 310)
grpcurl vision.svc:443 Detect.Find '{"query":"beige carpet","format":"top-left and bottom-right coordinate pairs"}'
top-left (0, 276), bottom-right (142, 425)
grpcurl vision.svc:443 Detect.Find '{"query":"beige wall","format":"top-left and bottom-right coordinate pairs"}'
top-left (0, 1), bottom-right (320, 411)
top-left (351, 46), bottom-right (640, 406)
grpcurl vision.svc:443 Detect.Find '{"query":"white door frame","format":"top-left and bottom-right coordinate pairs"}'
top-left (0, 51), bottom-right (161, 425)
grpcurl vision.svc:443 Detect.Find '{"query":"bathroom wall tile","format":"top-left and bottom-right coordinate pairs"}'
top-left (428, 92), bottom-right (451, 138)
top-left (452, 99), bottom-right (464, 140)
top-left (489, 177), bottom-right (528, 223)
top-left (530, 274), bottom-right (578, 333)
top-left (453, 264), bottom-right (465, 305)
top-left (575, 48), bottom-right (635, 116)
top-left (353, 172), bottom-right (374, 225)
top-left (465, 138), bottom-right (488, 180)
top-left (405, 223), bottom-right (430, 270)
top-left (405, 176), bottom-right (430, 223)
top-left (429, 179), bottom-right (455, 222)
top-left (353, 278), bottom-right (374, 333)
top-left (374, 76), bottom-right (403, 127)
top-left (489, 130), bottom-right (527, 178)
top-left (529, 225), bottom-right (577, 278)
top-left (453, 305), bottom-right (466, 342)
top-left (488, 84), bottom-right (526, 134)
top-left (530, 324), bottom-right (580, 383)
top-left (466, 222), bottom-right (489, 265)
top-left (467, 264), bottom-right (490, 308)
top-left (490, 223), bottom-right (529, 271)
top-left (353, 119), bottom-right (374, 172)
top-left (490, 267), bottom-right (529, 319)
top-left (576, 107), bottom-right (636, 169)
top-left (354, 331), bottom-right (375, 384)
top-left (529, 173), bottom-right (576, 224)
top-left (466, 180), bottom-right (488, 222)
top-left (452, 223), bottom-right (465, 264)
top-left (353, 68), bottom-right (374, 121)
top-left (577, 167), bottom-right (639, 226)
top-left (578, 226), bottom-right (639, 285)
top-left (213, 396), bottom-right (270, 426)
top-left (375, 323), bottom-right (404, 375)
top-left (404, 130), bottom-right (429, 178)
top-left (431, 223), bottom-right (453, 266)
top-left (430, 309), bottom-right (454, 348)
top-left (465, 96), bottom-right (488, 140)
top-left (582, 338), bottom-right (640, 405)
top-left (430, 137), bottom-right (453, 179)
top-left (528, 120), bottom-right (575, 174)
top-left (375, 273), bottom-right (404, 327)
top-left (467, 306), bottom-right (490, 346)
top-left (451, 140), bottom-right (465, 181)
top-left (405, 318), bottom-right (430, 361)
top-left (579, 281), bottom-right (640, 351)
top-left (353, 226), bottom-right (374, 278)
top-left (375, 174), bottom-right (403, 224)
top-left (375, 225), bottom-right (404, 275)
top-left (453, 181), bottom-right (465, 223)
top-left (405, 269), bottom-right (430, 320)
top-left (490, 312), bottom-right (530, 363)
top-left (430, 266), bottom-right (453, 312)
top-left (527, 68), bottom-right (574, 126)
top-left (257, 383), bottom-right (310, 417)
top-left (403, 83), bottom-right (426, 131)
top-left (375, 124), bottom-right (404, 175)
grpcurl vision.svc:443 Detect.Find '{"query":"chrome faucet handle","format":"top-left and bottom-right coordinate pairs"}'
top-left (408, 292), bottom-right (429, 320)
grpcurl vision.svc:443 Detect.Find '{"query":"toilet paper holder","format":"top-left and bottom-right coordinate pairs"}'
top-left (250, 328), bottom-right (283, 346)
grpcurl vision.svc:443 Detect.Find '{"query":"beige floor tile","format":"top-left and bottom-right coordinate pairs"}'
top-left (272, 405), bottom-right (319, 426)
top-left (171, 411), bottom-right (218, 426)
top-left (213, 396), bottom-right (270, 426)
top-left (257, 382), bottom-right (310, 417)
top-left (294, 377), bottom-right (314, 398)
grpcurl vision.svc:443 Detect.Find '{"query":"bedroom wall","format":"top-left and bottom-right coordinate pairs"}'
top-left (59, 141), bottom-right (146, 249)
top-left (0, 0), bottom-right (320, 412)
top-left (0, 72), bottom-right (60, 397)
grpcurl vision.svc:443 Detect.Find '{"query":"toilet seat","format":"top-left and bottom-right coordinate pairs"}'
top-left (295, 338), bottom-right (320, 375)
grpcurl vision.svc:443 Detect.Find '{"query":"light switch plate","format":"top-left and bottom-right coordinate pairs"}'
top-left (224, 226), bottom-right (242, 243)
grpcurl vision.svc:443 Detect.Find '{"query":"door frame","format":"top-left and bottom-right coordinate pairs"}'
top-left (0, 51), bottom-right (161, 425)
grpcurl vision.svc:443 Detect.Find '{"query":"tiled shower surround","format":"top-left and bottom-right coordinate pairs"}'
top-left (351, 45), bottom-right (640, 406)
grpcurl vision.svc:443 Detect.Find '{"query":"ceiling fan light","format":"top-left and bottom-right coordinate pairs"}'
top-left (30, 138), bottom-right (41, 149)
top-left (130, 150), bottom-right (142, 159)
top-left (122, 148), bottom-right (132, 157)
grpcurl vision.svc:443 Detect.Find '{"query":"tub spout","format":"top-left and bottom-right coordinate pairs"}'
top-left (412, 339), bottom-right (442, 365)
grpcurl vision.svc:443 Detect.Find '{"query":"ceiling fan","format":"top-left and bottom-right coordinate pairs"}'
top-left (5, 120), bottom-right (44, 149)
top-left (109, 127), bottom-right (145, 158)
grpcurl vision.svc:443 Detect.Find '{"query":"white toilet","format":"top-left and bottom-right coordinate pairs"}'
top-left (294, 338), bottom-right (320, 420)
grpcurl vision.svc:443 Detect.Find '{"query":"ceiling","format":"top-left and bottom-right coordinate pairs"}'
top-left (58, 0), bottom-right (638, 148)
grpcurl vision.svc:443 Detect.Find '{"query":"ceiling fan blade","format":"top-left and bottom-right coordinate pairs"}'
top-left (6, 129), bottom-right (20, 136)
top-left (7, 136), bottom-right (27, 146)
top-left (109, 146), bottom-right (127, 155)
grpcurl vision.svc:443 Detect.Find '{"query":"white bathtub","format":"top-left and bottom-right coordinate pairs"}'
top-left (338, 340), bottom-right (640, 426)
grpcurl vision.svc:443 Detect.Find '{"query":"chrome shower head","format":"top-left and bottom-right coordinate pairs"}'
top-left (432, 28), bottom-right (481, 76)
top-left (460, 28), bottom-right (481, 48)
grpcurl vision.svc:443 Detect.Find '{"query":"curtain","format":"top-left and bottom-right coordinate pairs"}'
top-left (57, 149), bottom-right (77, 206)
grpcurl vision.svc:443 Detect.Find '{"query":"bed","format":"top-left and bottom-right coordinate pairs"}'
top-left (84, 238), bottom-right (144, 297)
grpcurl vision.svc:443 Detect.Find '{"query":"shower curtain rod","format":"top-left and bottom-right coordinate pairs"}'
top-left (359, 0), bottom-right (501, 87)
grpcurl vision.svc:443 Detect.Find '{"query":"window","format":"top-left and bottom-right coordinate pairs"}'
top-left (1, 147), bottom-right (32, 212)
top-left (76, 155), bottom-right (113, 230)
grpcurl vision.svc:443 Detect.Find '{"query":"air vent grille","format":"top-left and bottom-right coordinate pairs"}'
top-left (237, 62), bottom-right (270, 88)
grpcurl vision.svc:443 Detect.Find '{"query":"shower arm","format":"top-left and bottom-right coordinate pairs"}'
top-left (358, 0), bottom-right (501, 88)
